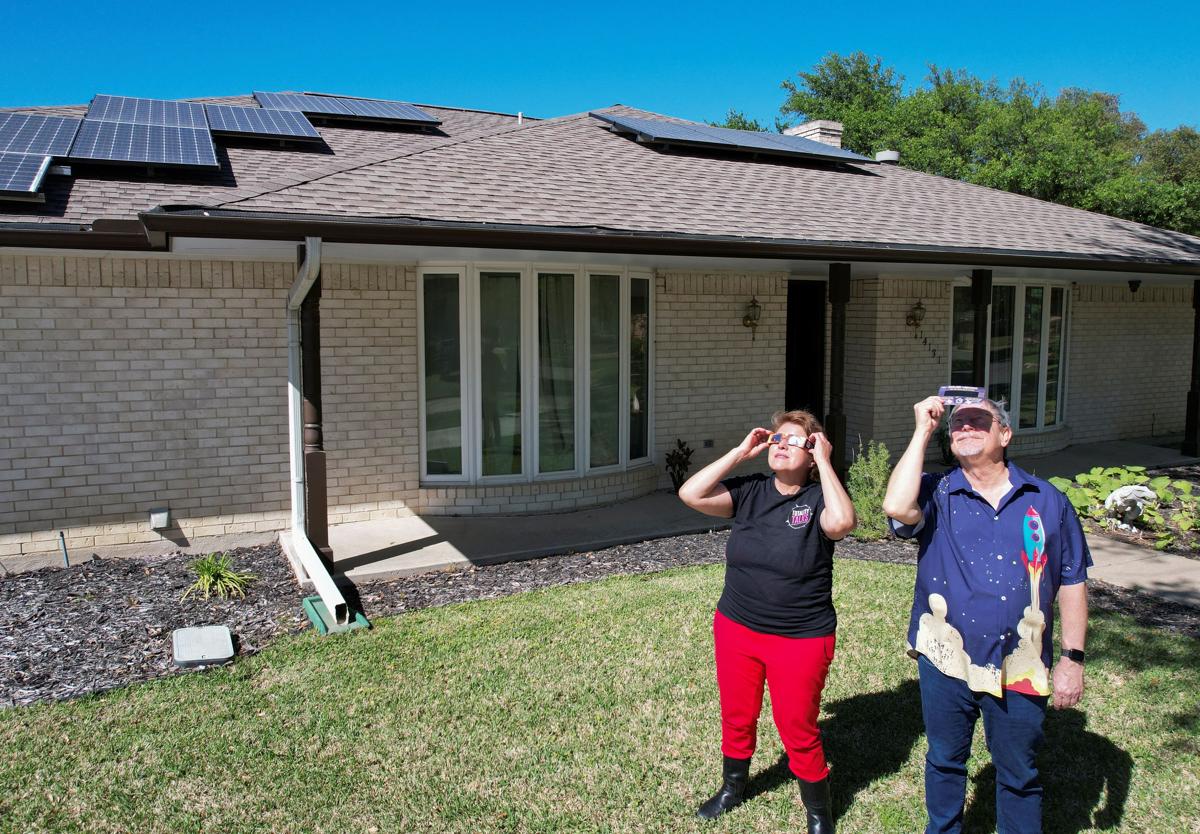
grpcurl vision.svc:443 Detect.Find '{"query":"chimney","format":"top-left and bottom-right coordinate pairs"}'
top-left (784, 119), bottom-right (843, 148)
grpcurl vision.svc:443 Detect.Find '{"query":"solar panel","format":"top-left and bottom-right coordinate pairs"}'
top-left (0, 112), bottom-right (82, 156)
top-left (204, 104), bottom-right (321, 140)
top-left (254, 91), bottom-right (441, 125)
top-left (590, 112), bottom-right (873, 163)
top-left (69, 120), bottom-right (218, 168)
top-left (0, 152), bottom-right (52, 196)
top-left (86, 95), bottom-right (208, 128)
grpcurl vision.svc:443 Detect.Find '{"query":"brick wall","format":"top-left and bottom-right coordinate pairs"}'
top-left (653, 271), bottom-right (791, 483)
top-left (1066, 283), bottom-right (1192, 443)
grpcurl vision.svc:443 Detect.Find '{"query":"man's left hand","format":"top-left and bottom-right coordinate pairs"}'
top-left (1051, 658), bottom-right (1084, 708)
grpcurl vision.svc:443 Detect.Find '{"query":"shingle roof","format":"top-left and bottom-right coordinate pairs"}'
top-left (2, 96), bottom-right (1199, 268)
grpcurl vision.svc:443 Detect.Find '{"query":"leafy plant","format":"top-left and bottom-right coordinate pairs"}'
top-left (1048, 466), bottom-right (1200, 551)
top-left (181, 553), bottom-right (257, 601)
top-left (665, 439), bottom-right (695, 494)
top-left (847, 438), bottom-right (892, 540)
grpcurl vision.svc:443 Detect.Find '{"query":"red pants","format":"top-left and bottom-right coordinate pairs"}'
top-left (713, 609), bottom-right (835, 781)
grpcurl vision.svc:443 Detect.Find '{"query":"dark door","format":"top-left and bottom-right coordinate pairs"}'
top-left (785, 280), bottom-right (826, 415)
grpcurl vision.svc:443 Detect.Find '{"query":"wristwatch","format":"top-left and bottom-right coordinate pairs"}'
top-left (1061, 648), bottom-right (1086, 664)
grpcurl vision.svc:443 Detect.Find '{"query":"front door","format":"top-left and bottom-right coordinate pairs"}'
top-left (785, 280), bottom-right (826, 415)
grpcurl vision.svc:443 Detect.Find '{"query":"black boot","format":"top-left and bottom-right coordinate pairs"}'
top-left (797, 776), bottom-right (835, 834)
top-left (696, 755), bottom-right (751, 820)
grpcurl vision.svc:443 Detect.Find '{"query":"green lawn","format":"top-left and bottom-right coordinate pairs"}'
top-left (1, 560), bottom-right (1197, 833)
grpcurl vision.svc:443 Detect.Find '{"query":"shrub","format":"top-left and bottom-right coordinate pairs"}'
top-left (665, 439), bottom-right (694, 493)
top-left (847, 438), bottom-right (892, 540)
top-left (1049, 466), bottom-right (1199, 550)
top-left (182, 553), bottom-right (257, 601)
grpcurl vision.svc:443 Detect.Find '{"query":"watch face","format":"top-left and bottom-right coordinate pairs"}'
top-left (1063, 648), bottom-right (1086, 663)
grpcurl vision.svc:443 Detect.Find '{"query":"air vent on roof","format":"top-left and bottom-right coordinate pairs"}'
top-left (590, 112), bottom-right (874, 164)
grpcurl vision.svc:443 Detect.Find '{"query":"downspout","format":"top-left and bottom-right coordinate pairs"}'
top-left (286, 237), bottom-right (348, 625)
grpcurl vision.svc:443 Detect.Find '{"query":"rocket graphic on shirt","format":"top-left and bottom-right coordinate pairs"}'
top-left (1002, 507), bottom-right (1051, 696)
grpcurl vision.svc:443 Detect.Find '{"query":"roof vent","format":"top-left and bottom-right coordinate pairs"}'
top-left (783, 120), bottom-right (843, 148)
top-left (875, 150), bottom-right (900, 164)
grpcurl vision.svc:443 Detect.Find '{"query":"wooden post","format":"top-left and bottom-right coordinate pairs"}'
top-left (825, 263), bottom-right (851, 480)
top-left (971, 269), bottom-right (993, 389)
top-left (1184, 278), bottom-right (1200, 457)
top-left (300, 271), bottom-right (332, 564)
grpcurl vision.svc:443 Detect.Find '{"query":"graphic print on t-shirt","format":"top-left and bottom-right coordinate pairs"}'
top-left (786, 504), bottom-right (814, 530)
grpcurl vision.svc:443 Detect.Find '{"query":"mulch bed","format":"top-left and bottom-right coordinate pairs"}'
top-left (1, 532), bottom-right (1196, 710)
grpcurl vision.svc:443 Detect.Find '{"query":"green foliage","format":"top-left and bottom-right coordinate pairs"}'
top-left (181, 552), bottom-right (257, 602)
top-left (847, 438), bottom-right (892, 540)
top-left (1048, 466), bottom-right (1200, 552)
top-left (665, 438), bottom-right (694, 493)
top-left (770, 52), bottom-right (1200, 236)
top-left (709, 108), bottom-right (767, 132)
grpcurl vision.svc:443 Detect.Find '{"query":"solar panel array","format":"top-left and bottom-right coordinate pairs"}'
top-left (1, 90), bottom-right (435, 198)
top-left (0, 113), bottom-right (82, 156)
top-left (0, 152), bottom-right (52, 197)
top-left (87, 95), bottom-right (209, 128)
top-left (590, 112), bottom-right (873, 164)
top-left (254, 92), bottom-right (441, 125)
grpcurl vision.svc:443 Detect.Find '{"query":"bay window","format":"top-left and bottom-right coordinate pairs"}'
top-left (419, 265), bottom-right (653, 482)
top-left (950, 281), bottom-right (1068, 430)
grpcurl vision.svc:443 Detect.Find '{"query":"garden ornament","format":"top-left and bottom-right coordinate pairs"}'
top-left (1103, 484), bottom-right (1156, 524)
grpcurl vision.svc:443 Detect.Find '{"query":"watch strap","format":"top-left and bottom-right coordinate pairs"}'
top-left (1061, 647), bottom-right (1086, 664)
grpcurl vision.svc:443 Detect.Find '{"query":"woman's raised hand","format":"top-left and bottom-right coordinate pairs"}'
top-left (737, 427), bottom-right (772, 459)
top-left (807, 431), bottom-right (833, 467)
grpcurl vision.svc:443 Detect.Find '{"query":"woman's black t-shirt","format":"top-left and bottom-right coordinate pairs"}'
top-left (716, 474), bottom-right (837, 638)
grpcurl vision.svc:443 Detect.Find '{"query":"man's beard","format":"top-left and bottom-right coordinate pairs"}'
top-left (954, 437), bottom-right (986, 459)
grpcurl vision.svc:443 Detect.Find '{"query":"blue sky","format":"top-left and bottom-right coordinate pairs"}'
top-left (4, 0), bottom-right (1198, 131)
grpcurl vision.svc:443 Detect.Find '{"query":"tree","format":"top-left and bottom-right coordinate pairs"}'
top-left (780, 51), bottom-right (903, 155)
top-left (761, 52), bottom-right (1200, 236)
top-left (710, 109), bottom-right (767, 132)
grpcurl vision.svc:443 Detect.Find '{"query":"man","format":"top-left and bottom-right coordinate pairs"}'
top-left (883, 395), bottom-right (1090, 834)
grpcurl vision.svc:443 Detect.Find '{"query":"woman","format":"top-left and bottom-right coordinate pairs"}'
top-left (678, 410), bottom-right (855, 833)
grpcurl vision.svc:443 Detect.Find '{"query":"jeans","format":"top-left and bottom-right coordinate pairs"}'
top-left (917, 655), bottom-right (1048, 834)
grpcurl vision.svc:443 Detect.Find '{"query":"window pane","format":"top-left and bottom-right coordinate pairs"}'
top-left (480, 271), bottom-right (522, 476)
top-left (1020, 287), bottom-right (1044, 429)
top-left (422, 274), bottom-right (462, 475)
top-left (1044, 288), bottom-right (1064, 426)
top-left (590, 275), bottom-right (620, 467)
top-left (538, 273), bottom-right (575, 473)
top-left (629, 278), bottom-right (650, 460)
top-left (988, 286), bottom-right (1016, 408)
top-left (950, 286), bottom-right (975, 385)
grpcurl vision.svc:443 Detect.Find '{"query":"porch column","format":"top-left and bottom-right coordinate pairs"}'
top-left (300, 271), bottom-right (333, 564)
top-left (971, 269), bottom-right (993, 388)
top-left (1185, 278), bottom-right (1200, 456)
top-left (825, 263), bottom-right (851, 479)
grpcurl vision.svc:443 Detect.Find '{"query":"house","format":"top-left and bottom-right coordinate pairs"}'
top-left (2, 91), bottom-right (1199, 586)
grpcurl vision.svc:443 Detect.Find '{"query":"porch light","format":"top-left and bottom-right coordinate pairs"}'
top-left (905, 300), bottom-right (926, 328)
top-left (742, 296), bottom-right (762, 340)
top-left (1128, 279), bottom-right (1142, 294)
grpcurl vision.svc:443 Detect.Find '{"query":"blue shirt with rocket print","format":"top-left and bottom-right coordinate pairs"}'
top-left (892, 463), bottom-right (1091, 697)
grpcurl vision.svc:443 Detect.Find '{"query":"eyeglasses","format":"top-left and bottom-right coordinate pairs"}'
top-left (770, 432), bottom-right (815, 450)
top-left (949, 413), bottom-right (1000, 432)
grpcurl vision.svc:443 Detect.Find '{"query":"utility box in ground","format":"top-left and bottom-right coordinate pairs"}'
top-left (172, 625), bottom-right (235, 667)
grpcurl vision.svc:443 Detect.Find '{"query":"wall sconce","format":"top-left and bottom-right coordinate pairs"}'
top-left (149, 507), bottom-right (171, 530)
top-left (905, 300), bottom-right (926, 328)
top-left (1128, 279), bottom-right (1142, 294)
top-left (742, 296), bottom-right (762, 340)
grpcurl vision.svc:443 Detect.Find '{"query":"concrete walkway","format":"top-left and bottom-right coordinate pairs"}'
top-left (323, 437), bottom-right (1200, 610)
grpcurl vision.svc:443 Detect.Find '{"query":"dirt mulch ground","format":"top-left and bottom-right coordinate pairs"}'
top-left (1, 532), bottom-right (1196, 710)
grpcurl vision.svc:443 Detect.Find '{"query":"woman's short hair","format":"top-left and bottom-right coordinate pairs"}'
top-left (771, 409), bottom-right (823, 435)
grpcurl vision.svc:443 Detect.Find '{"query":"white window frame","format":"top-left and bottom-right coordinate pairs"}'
top-left (948, 278), bottom-right (1071, 432)
top-left (418, 262), bottom-right (654, 484)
